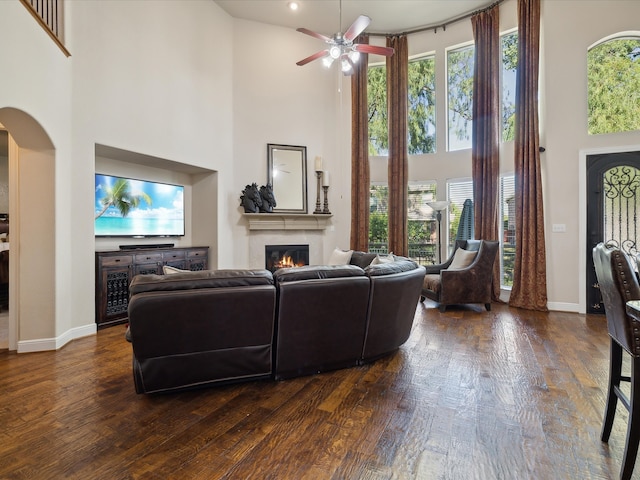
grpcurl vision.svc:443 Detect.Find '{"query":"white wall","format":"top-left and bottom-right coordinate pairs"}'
top-left (0, 1), bottom-right (71, 345)
top-left (67, 0), bottom-right (233, 342)
top-left (542, 0), bottom-right (640, 311)
top-left (231, 19), bottom-right (350, 267)
top-left (0, 0), bottom-right (234, 349)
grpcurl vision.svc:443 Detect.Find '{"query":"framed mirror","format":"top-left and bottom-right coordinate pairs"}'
top-left (267, 144), bottom-right (308, 214)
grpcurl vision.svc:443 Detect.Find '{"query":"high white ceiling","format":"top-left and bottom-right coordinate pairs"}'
top-left (214, 0), bottom-right (494, 36)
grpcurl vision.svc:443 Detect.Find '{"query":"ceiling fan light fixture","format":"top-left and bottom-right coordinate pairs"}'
top-left (322, 56), bottom-right (335, 68)
top-left (296, 11), bottom-right (393, 76)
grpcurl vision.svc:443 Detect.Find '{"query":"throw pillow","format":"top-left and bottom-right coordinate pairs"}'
top-left (163, 265), bottom-right (190, 275)
top-left (328, 248), bottom-right (353, 265)
top-left (350, 251), bottom-right (377, 268)
top-left (448, 248), bottom-right (477, 270)
top-left (370, 252), bottom-right (394, 265)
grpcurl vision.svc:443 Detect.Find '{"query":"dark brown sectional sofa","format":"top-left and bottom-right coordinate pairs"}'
top-left (127, 253), bottom-right (425, 394)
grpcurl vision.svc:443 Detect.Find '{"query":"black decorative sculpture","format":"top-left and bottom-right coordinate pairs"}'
top-left (259, 184), bottom-right (277, 213)
top-left (240, 183), bottom-right (262, 213)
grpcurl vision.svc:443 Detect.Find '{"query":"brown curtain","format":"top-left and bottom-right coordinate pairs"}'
top-left (471, 6), bottom-right (501, 301)
top-left (350, 35), bottom-right (370, 252)
top-left (386, 35), bottom-right (409, 257)
top-left (509, 0), bottom-right (547, 311)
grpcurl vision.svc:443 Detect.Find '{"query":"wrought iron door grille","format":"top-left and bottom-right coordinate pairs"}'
top-left (603, 166), bottom-right (640, 257)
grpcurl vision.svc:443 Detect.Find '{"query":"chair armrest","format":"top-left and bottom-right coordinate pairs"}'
top-left (423, 264), bottom-right (445, 274)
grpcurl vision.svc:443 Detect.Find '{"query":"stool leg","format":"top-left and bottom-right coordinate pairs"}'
top-left (620, 356), bottom-right (640, 480)
top-left (602, 339), bottom-right (622, 442)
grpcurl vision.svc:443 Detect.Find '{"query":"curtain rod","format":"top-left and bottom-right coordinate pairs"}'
top-left (367, 0), bottom-right (505, 37)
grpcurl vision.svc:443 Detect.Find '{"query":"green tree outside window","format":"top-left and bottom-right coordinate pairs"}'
top-left (588, 37), bottom-right (640, 135)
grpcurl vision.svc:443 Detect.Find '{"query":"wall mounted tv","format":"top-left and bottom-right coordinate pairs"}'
top-left (94, 174), bottom-right (185, 237)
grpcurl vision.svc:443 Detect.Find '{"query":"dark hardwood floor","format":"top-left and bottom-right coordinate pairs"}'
top-left (0, 301), bottom-right (633, 479)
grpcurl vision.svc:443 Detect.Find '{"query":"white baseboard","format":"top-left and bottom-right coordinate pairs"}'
top-left (501, 287), bottom-right (580, 313)
top-left (546, 302), bottom-right (580, 313)
top-left (17, 323), bottom-right (97, 353)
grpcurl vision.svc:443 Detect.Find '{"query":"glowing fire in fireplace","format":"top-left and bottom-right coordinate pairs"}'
top-left (265, 244), bottom-right (309, 272)
top-left (274, 255), bottom-right (305, 269)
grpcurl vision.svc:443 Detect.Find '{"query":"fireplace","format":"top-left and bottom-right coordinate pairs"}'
top-left (265, 244), bottom-right (309, 272)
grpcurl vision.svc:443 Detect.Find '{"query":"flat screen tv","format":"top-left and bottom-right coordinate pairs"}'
top-left (94, 174), bottom-right (185, 237)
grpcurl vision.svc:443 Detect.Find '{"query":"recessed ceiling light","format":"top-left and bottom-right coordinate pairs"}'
top-left (288, 2), bottom-right (299, 11)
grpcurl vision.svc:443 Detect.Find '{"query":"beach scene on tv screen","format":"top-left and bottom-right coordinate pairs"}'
top-left (95, 174), bottom-right (185, 237)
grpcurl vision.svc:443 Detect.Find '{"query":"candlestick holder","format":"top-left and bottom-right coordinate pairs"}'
top-left (313, 171), bottom-right (323, 214)
top-left (322, 186), bottom-right (331, 214)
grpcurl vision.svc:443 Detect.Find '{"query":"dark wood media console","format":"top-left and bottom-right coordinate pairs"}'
top-left (95, 246), bottom-right (209, 328)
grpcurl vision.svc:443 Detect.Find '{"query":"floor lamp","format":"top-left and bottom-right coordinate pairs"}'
top-left (428, 201), bottom-right (450, 264)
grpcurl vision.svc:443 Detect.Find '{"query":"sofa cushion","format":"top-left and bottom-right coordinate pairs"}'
top-left (448, 248), bottom-right (477, 270)
top-left (130, 269), bottom-right (274, 296)
top-left (365, 259), bottom-right (419, 276)
top-left (328, 248), bottom-right (353, 265)
top-left (350, 251), bottom-right (377, 268)
top-left (423, 273), bottom-right (442, 294)
top-left (273, 264), bottom-right (365, 283)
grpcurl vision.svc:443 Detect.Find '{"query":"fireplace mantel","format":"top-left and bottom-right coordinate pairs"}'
top-left (243, 213), bottom-right (332, 231)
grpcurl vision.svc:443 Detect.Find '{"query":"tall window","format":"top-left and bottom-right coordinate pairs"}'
top-left (369, 184), bottom-right (389, 252)
top-left (502, 31), bottom-right (518, 141)
top-left (588, 35), bottom-right (640, 135)
top-left (368, 65), bottom-right (388, 156)
top-left (407, 182), bottom-right (437, 264)
top-left (369, 182), bottom-right (438, 264)
top-left (500, 175), bottom-right (516, 287)
top-left (368, 55), bottom-right (436, 156)
top-left (447, 44), bottom-right (475, 151)
top-left (408, 56), bottom-right (436, 154)
top-left (447, 32), bottom-right (518, 150)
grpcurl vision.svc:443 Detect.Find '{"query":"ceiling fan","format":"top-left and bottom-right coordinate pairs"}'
top-left (295, 3), bottom-right (394, 76)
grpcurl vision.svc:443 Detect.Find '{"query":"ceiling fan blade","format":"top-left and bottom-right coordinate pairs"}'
top-left (296, 28), bottom-right (332, 43)
top-left (353, 44), bottom-right (395, 57)
top-left (343, 15), bottom-right (371, 42)
top-left (296, 50), bottom-right (329, 66)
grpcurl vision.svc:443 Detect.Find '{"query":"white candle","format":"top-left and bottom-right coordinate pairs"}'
top-left (314, 156), bottom-right (323, 172)
top-left (322, 171), bottom-right (330, 187)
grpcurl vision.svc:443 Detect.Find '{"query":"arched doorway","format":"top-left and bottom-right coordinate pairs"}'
top-left (0, 107), bottom-right (56, 351)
